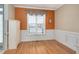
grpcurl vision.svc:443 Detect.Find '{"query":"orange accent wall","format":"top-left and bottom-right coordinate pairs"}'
top-left (15, 8), bottom-right (27, 30)
top-left (15, 7), bottom-right (55, 30)
top-left (46, 10), bottom-right (55, 29)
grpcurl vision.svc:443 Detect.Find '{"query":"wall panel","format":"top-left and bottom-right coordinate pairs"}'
top-left (46, 10), bottom-right (55, 29)
top-left (15, 8), bottom-right (27, 30)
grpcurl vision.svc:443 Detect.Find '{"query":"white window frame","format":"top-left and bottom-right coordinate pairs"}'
top-left (27, 13), bottom-right (46, 35)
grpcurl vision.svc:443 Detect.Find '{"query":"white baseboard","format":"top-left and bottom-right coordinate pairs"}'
top-left (21, 30), bottom-right (55, 41)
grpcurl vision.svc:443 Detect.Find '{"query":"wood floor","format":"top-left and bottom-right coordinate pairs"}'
top-left (4, 40), bottom-right (76, 54)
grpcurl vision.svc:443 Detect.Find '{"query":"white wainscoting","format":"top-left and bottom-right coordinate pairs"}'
top-left (55, 30), bottom-right (79, 53)
top-left (21, 29), bottom-right (79, 53)
top-left (21, 30), bottom-right (55, 41)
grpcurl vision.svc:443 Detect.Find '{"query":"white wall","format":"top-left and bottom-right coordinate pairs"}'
top-left (55, 4), bottom-right (79, 32)
top-left (8, 4), bottom-right (15, 19)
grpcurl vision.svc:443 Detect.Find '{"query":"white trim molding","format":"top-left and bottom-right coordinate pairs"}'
top-left (14, 4), bottom-right (63, 10)
top-left (21, 29), bottom-right (55, 41)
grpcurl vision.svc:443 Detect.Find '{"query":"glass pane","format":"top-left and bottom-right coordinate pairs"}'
top-left (0, 14), bottom-right (3, 43)
top-left (29, 23), bottom-right (36, 27)
top-left (28, 14), bottom-right (36, 24)
top-left (0, 8), bottom-right (3, 11)
top-left (37, 15), bottom-right (45, 34)
top-left (29, 27), bottom-right (36, 33)
top-left (28, 14), bottom-right (37, 33)
top-left (37, 15), bottom-right (44, 24)
top-left (37, 28), bottom-right (42, 33)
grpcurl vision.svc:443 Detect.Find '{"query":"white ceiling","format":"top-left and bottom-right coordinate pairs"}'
top-left (14, 4), bottom-right (63, 10)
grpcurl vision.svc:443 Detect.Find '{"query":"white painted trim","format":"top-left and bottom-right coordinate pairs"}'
top-left (8, 20), bottom-right (20, 49)
top-left (14, 5), bottom-right (64, 10)
top-left (14, 5), bottom-right (55, 10)
top-left (21, 30), bottom-right (55, 42)
top-left (55, 29), bottom-right (79, 53)
top-left (55, 29), bottom-right (79, 35)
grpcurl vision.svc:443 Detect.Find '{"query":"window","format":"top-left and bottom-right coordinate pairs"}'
top-left (0, 14), bottom-right (3, 43)
top-left (0, 4), bottom-right (4, 50)
top-left (0, 8), bottom-right (3, 43)
top-left (27, 10), bottom-right (45, 35)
